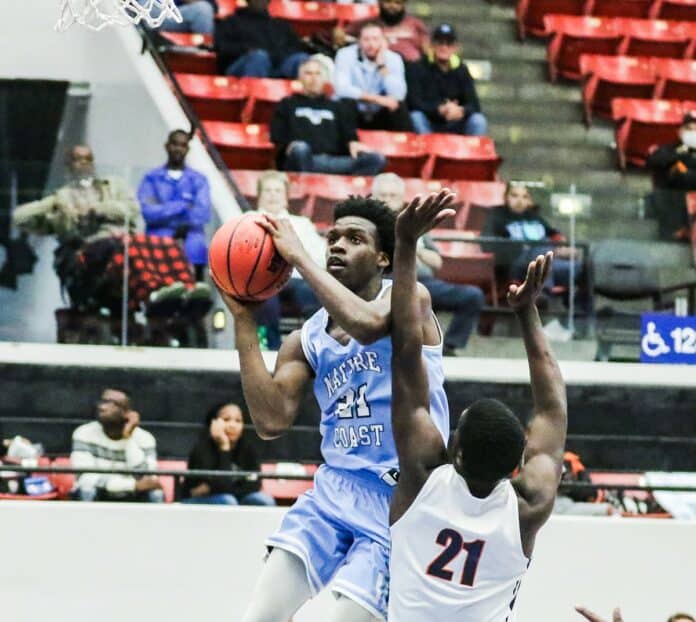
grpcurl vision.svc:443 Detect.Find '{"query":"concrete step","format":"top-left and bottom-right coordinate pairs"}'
top-left (425, 2), bottom-right (515, 22)
top-left (501, 144), bottom-right (617, 170)
top-left (491, 59), bottom-right (549, 83)
top-left (490, 122), bottom-right (613, 147)
top-left (485, 100), bottom-right (584, 123)
top-left (498, 167), bottom-right (652, 195)
top-left (477, 82), bottom-right (582, 103)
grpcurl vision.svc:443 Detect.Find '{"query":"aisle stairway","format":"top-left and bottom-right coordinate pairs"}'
top-left (426, 0), bottom-right (656, 241)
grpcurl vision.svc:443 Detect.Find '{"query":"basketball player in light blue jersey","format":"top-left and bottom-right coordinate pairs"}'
top-left (217, 195), bottom-right (453, 622)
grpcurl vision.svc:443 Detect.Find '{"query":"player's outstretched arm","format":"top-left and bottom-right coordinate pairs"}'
top-left (219, 292), bottom-right (313, 440)
top-left (390, 191), bottom-right (456, 523)
top-left (259, 214), bottom-right (391, 345)
top-left (510, 253), bottom-right (568, 521)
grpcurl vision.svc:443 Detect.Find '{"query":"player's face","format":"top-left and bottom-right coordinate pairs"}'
top-left (258, 178), bottom-right (288, 214)
top-left (218, 404), bottom-right (244, 443)
top-left (96, 389), bottom-right (128, 426)
top-left (166, 133), bottom-right (189, 167)
top-left (505, 186), bottom-right (532, 214)
top-left (360, 27), bottom-right (385, 60)
top-left (299, 61), bottom-right (326, 97)
top-left (325, 216), bottom-right (389, 290)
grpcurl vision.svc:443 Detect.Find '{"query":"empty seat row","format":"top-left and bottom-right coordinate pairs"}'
top-left (545, 15), bottom-right (696, 81)
top-left (518, 0), bottom-right (696, 39)
top-left (205, 122), bottom-right (503, 181)
top-left (174, 73), bottom-right (305, 123)
top-left (581, 55), bottom-right (696, 122)
top-left (611, 97), bottom-right (695, 167)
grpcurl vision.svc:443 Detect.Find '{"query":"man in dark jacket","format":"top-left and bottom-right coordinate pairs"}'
top-left (271, 58), bottom-right (386, 175)
top-left (646, 111), bottom-right (696, 240)
top-left (646, 111), bottom-right (696, 190)
top-left (214, 0), bottom-right (309, 78)
top-left (406, 24), bottom-right (488, 136)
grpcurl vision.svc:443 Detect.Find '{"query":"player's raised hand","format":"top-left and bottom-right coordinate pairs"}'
top-left (395, 189), bottom-right (457, 242)
top-left (507, 251), bottom-right (553, 311)
top-left (258, 214), bottom-right (308, 266)
top-left (575, 606), bottom-right (625, 622)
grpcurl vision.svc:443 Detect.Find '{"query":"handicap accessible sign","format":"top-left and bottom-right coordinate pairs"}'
top-left (641, 314), bottom-right (696, 364)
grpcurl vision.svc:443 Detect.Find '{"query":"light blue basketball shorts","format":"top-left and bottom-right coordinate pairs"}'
top-left (266, 465), bottom-right (394, 620)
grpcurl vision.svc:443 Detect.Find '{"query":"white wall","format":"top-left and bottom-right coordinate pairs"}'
top-left (0, 502), bottom-right (694, 622)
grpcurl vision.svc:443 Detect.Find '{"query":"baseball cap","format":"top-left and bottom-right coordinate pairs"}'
top-left (682, 110), bottom-right (696, 126)
top-left (432, 23), bottom-right (458, 43)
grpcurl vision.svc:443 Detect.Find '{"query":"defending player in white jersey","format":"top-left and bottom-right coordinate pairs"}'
top-left (388, 193), bottom-right (568, 621)
top-left (217, 195), bottom-right (453, 622)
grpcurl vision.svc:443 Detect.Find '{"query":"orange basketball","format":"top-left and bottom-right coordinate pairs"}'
top-left (208, 213), bottom-right (292, 301)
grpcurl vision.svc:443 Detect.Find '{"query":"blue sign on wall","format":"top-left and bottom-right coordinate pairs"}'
top-left (640, 314), bottom-right (696, 364)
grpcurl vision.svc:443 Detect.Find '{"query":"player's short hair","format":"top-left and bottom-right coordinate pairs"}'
top-left (667, 615), bottom-right (696, 622)
top-left (257, 170), bottom-right (290, 198)
top-left (333, 196), bottom-right (396, 268)
top-left (457, 398), bottom-right (525, 482)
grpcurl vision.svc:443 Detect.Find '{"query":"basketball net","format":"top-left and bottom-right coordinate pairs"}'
top-left (56, 0), bottom-right (182, 31)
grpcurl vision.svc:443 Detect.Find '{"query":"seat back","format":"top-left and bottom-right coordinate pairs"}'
top-left (655, 0), bottom-right (696, 21)
top-left (269, 0), bottom-right (338, 36)
top-left (589, 0), bottom-right (653, 18)
top-left (157, 459), bottom-right (187, 503)
top-left (175, 74), bottom-right (248, 122)
top-left (619, 18), bottom-right (693, 58)
top-left (517, 0), bottom-right (586, 38)
top-left (203, 122), bottom-right (275, 169)
top-left (49, 456), bottom-right (75, 499)
top-left (357, 130), bottom-right (428, 178)
top-left (426, 135), bottom-right (502, 181)
top-left (242, 78), bottom-right (299, 123)
top-left (653, 58), bottom-right (696, 99)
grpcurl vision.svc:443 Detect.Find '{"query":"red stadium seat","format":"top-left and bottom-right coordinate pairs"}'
top-left (335, 2), bottom-right (379, 24)
top-left (260, 463), bottom-right (318, 505)
top-left (516, 0), bottom-right (586, 39)
top-left (617, 18), bottom-right (694, 59)
top-left (435, 247), bottom-right (499, 305)
top-left (652, 0), bottom-right (696, 21)
top-left (174, 73), bottom-right (248, 122)
top-left (424, 135), bottom-right (502, 181)
top-left (161, 33), bottom-right (217, 75)
top-left (544, 15), bottom-right (624, 81)
top-left (402, 178), bottom-right (449, 201)
top-left (611, 97), bottom-right (684, 168)
top-left (580, 54), bottom-right (655, 123)
top-left (305, 174), bottom-right (372, 226)
top-left (357, 130), bottom-right (429, 178)
top-left (203, 122), bottom-right (275, 170)
top-left (450, 181), bottom-right (506, 230)
top-left (217, 0), bottom-right (236, 18)
top-left (157, 459), bottom-right (186, 503)
top-left (269, 1), bottom-right (338, 37)
top-left (653, 58), bottom-right (696, 100)
top-left (241, 78), bottom-right (300, 123)
top-left (587, 0), bottom-right (653, 18)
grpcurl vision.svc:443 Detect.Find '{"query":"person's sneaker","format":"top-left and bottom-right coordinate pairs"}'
top-left (184, 282), bottom-right (212, 301)
top-left (543, 318), bottom-right (573, 342)
top-left (149, 281), bottom-right (187, 304)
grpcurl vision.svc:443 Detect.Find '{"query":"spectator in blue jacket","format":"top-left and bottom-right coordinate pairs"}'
top-left (138, 130), bottom-right (211, 280)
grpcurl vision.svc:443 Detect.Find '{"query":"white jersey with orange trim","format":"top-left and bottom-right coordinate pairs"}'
top-left (388, 464), bottom-right (530, 622)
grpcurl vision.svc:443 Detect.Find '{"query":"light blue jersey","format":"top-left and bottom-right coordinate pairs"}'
top-left (299, 280), bottom-right (450, 483)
